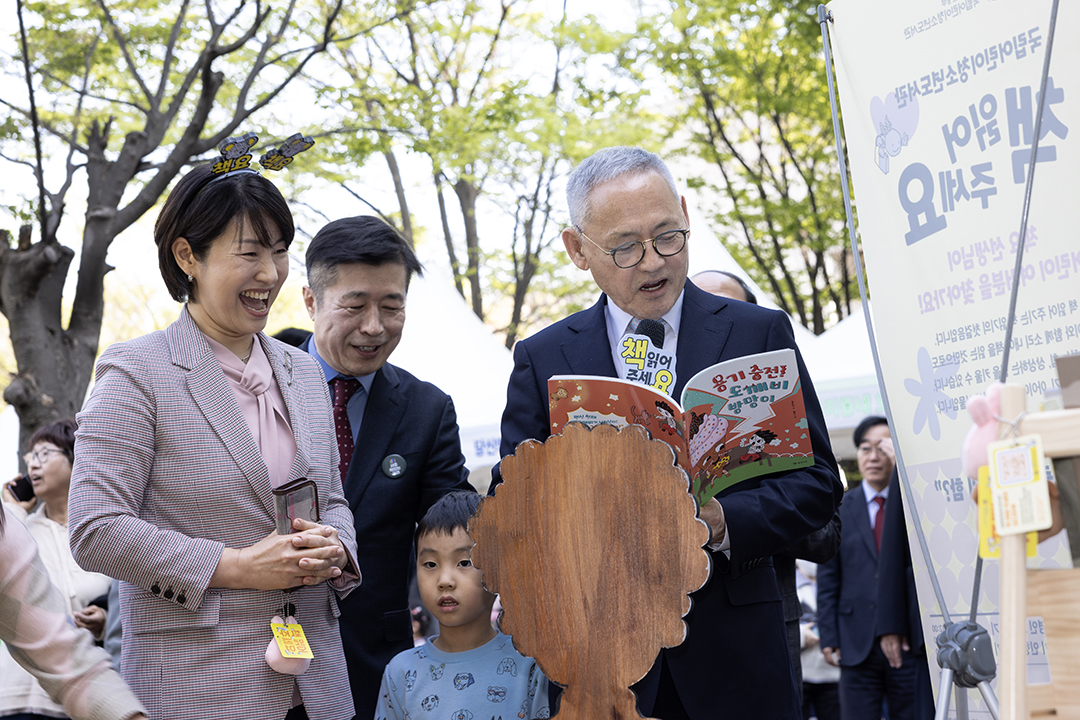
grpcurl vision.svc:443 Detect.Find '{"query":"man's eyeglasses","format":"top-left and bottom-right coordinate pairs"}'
top-left (576, 227), bottom-right (689, 269)
top-left (856, 443), bottom-right (886, 457)
top-left (24, 448), bottom-right (62, 466)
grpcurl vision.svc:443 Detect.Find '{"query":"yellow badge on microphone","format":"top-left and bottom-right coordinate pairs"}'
top-left (619, 333), bottom-right (676, 394)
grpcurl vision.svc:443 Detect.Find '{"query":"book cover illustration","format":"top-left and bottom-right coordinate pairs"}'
top-left (682, 348), bottom-right (813, 501)
top-left (548, 348), bottom-right (813, 504)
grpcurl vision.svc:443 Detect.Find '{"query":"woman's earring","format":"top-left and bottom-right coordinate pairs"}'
top-left (187, 274), bottom-right (193, 282)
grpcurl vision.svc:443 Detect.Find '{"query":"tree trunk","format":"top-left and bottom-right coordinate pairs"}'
top-left (453, 177), bottom-right (484, 320)
top-left (505, 255), bottom-right (536, 349)
top-left (384, 148), bottom-right (413, 246)
top-left (0, 232), bottom-right (91, 461)
top-left (434, 172), bottom-right (464, 298)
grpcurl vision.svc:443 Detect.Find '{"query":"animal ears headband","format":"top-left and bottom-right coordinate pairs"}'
top-left (209, 131), bottom-right (315, 179)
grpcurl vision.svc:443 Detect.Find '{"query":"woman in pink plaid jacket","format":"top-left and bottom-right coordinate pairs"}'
top-left (69, 161), bottom-right (361, 720)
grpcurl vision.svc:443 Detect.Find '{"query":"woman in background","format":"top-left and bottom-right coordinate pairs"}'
top-left (2, 419), bottom-right (112, 719)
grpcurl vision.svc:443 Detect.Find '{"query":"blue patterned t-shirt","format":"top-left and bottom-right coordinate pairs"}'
top-left (374, 632), bottom-right (550, 720)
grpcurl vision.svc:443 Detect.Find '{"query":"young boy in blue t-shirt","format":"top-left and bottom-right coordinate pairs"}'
top-left (374, 491), bottom-right (550, 720)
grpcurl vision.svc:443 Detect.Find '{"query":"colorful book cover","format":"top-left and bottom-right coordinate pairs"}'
top-left (548, 348), bottom-right (813, 504)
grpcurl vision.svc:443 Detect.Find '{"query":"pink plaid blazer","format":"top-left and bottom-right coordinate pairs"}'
top-left (69, 308), bottom-right (360, 720)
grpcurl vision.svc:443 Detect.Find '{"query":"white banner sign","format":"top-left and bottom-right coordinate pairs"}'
top-left (827, 0), bottom-right (1077, 711)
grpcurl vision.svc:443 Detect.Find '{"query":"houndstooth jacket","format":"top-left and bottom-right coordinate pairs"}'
top-left (69, 308), bottom-right (360, 720)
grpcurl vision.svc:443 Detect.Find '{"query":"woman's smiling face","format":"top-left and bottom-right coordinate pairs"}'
top-left (177, 215), bottom-right (289, 351)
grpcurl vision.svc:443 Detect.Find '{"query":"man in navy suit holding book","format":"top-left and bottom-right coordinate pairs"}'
top-left (494, 146), bottom-right (843, 719)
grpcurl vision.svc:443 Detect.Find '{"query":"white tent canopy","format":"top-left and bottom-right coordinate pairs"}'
top-left (390, 263), bottom-right (514, 473)
top-left (799, 304), bottom-right (885, 459)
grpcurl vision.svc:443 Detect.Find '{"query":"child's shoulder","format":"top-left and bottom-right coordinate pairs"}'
top-left (385, 642), bottom-right (433, 672)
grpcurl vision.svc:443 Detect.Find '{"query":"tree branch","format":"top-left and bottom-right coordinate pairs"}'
top-left (95, 0), bottom-right (155, 105)
top-left (339, 183), bottom-right (398, 230)
top-left (154, 0), bottom-right (193, 106)
top-left (16, 0), bottom-right (48, 245)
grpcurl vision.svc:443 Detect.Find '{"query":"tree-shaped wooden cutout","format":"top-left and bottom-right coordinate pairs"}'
top-left (471, 423), bottom-right (711, 719)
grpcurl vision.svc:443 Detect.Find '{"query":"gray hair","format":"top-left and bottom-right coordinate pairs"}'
top-left (566, 146), bottom-right (680, 228)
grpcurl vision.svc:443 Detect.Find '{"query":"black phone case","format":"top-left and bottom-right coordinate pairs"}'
top-left (11, 474), bottom-right (34, 502)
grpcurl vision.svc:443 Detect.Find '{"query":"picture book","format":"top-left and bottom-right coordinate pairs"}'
top-left (548, 348), bottom-right (814, 504)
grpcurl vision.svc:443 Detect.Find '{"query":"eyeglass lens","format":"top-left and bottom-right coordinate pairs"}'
top-left (24, 448), bottom-right (57, 465)
top-left (613, 230), bottom-right (687, 268)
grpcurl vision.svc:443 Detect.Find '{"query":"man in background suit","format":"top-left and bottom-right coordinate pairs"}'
top-left (301, 216), bottom-right (473, 719)
top-left (495, 146), bottom-right (843, 719)
top-left (817, 416), bottom-right (933, 719)
top-left (877, 456), bottom-right (936, 718)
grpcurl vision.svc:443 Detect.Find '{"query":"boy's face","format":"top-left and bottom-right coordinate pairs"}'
top-left (417, 527), bottom-right (495, 633)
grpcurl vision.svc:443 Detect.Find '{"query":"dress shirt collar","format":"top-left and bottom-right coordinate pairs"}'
top-left (861, 479), bottom-right (890, 504)
top-left (604, 288), bottom-right (685, 352)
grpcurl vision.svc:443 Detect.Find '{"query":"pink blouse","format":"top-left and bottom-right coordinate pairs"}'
top-left (207, 335), bottom-right (297, 489)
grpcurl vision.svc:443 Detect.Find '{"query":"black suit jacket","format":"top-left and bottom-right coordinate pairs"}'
top-left (775, 513), bottom-right (842, 692)
top-left (301, 338), bottom-right (473, 719)
top-left (876, 473), bottom-right (926, 655)
top-left (817, 486), bottom-right (883, 666)
top-left (496, 281), bottom-right (843, 719)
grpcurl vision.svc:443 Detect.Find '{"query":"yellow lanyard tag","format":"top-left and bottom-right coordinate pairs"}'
top-left (977, 465), bottom-right (1036, 558)
top-left (987, 434), bottom-right (1053, 536)
top-left (271, 621), bottom-right (314, 660)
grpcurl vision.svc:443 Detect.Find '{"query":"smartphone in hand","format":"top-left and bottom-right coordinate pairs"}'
top-left (272, 479), bottom-right (320, 534)
top-left (10, 474), bottom-right (34, 502)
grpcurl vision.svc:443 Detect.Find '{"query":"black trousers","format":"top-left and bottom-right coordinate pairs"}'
top-left (284, 705), bottom-right (309, 720)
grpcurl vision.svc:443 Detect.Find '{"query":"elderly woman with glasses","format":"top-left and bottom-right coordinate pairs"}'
top-left (2, 419), bottom-right (114, 719)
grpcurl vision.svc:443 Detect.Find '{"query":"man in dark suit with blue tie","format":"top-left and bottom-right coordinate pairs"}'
top-left (301, 216), bottom-right (473, 719)
top-left (495, 146), bottom-right (843, 719)
top-left (817, 416), bottom-right (934, 719)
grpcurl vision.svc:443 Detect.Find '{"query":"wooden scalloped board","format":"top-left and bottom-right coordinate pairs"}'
top-left (471, 423), bottom-right (711, 720)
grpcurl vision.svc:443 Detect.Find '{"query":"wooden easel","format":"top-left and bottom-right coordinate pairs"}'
top-left (996, 384), bottom-right (1080, 719)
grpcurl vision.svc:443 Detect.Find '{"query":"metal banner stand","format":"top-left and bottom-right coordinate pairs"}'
top-left (816, 2), bottom-right (1061, 718)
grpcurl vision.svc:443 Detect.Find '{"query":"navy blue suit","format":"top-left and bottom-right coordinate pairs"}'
top-left (301, 338), bottom-right (473, 719)
top-left (878, 476), bottom-right (936, 718)
top-left (817, 476), bottom-right (933, 720)
top-left (496, 281), bottom-right (843, 719)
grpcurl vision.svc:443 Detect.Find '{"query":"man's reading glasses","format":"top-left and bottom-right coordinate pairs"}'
top-left (576, 227), bottom-right (689, 269)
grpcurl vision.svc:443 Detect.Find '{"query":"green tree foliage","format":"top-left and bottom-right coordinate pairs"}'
top-left (319, 0), bottom-right (657, 346)
top-left (633, 0), bottom-right (853, 333)
top-left (0, 0), bottom-right (348, 448)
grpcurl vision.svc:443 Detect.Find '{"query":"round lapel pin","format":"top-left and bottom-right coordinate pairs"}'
top-left (382, 454), bottom-right (406, 478)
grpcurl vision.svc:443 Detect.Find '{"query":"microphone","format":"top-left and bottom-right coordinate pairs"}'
top-left (636, 319), bottom-right (665, 349)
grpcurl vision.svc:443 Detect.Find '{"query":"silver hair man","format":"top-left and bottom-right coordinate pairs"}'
top-left (566, 146), bottom-right (680, 229)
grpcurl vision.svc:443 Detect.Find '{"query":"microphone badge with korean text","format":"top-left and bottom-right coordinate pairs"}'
top-left (618, 318), bottom-right (677, 395)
